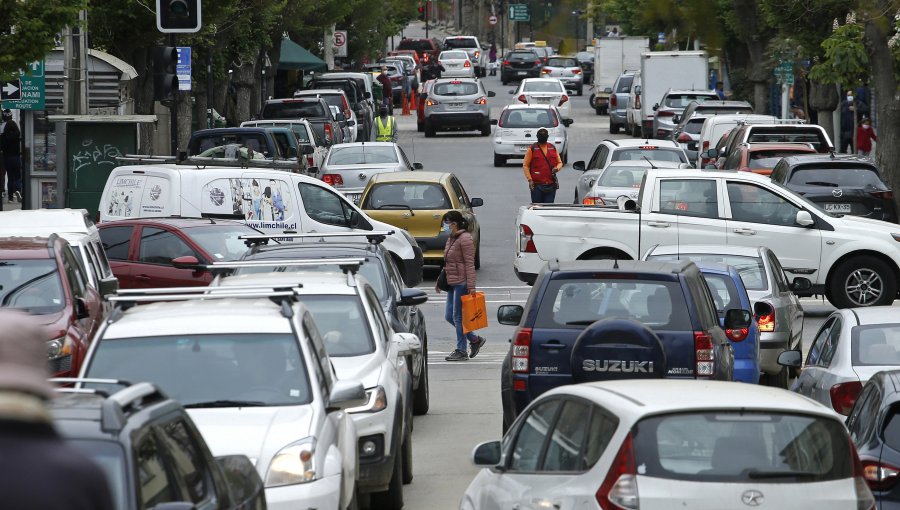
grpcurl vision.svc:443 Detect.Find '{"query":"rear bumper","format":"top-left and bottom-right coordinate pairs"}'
top-left (759, 331), bottom-right (791, 374)
top-left (502, 69), bottom-right (541, 79)
top-left (426, 112), bottom-right (488, 128)
top-left (609, 109), bottom-right (628, 125)
top-left (733, 357), bottom-right (761, 384)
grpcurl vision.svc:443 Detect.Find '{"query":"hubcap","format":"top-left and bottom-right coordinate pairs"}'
top-left (845, 268), bottom-right (883, 306)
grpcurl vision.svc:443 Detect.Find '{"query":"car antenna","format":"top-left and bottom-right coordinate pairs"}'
top-left (613, 258), bottom-right (619, 269)
top-left (641, 156), bottom-right (658, 169)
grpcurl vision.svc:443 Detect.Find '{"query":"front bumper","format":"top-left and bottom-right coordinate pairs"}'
top-left (265, 474), bottom-right (342, 510)
top-left (354, 404), bottom-right (401, 493)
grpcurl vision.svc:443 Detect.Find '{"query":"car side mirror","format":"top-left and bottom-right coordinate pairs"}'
top-left (302, 145), bottom-right (315, 155)
top-left (673, 115), bottom-right (681, 123)
top-left (490, 119), bottom-right (498, 125)
top-left (74, 297), bottom-right (91, 320)
top-left (150, 504), bottom-right (196, 510)
top-left (172, 255), bottom-right (203, 271)
top-left (412, 162), bottom-right (424, 170)
top-left (399, 288), bottom-right (428, 306)
top-left (470, 197), bottom-right (484, 207)
top-left (796, 210), bottom-right (815, 227)
top-left (791, 277), bottom-right (813, 292)
top-left (99, 276), bottom-right (119, 297)
top-left (327, 379), bottom-right (367, 412)
top-left (724, 308), bottom-right (751, 330)
top-left (562, 118), bottom-right (574, 127)
top-left (652, 103), bottom-right (659, 111)
top-left (604, 87), bottom-right (613, 94)
top-left (472, 440), bottom-right (502, 466)
top-left (497, 304), bottom-right (524, 325)
top-left (488, 91), bottom-right (496, 97)
top-left (634, 85), bottom-right (641, 95)
top-left (214, 455), bottom-right (264, 506)
top-left (572, 161), bottom-right (586, 171)
top-left (307, 166), bottom-right (319, 174)
top-left (392, 332), bottom-right (422, 356)
top-left (777, 350), bottom-right (802, 368)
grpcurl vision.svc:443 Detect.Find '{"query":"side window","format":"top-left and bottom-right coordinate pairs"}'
top-left (365, 286), bottom-right (391, 344)
top-left (807, 318), bottom-right (835, 366)
top-left (771, 161), bottom-right (787, 182)
top-left (692, 276), bottom-right (720, 329)
top-left (723, 149), bottom-right (742, 169)
top-left (449, 177), bottom-right (468, 206)
top-left (542, 400), bottom-right (590, 472)
top-left (61, 246), bottom-right (87, 298)
top-left (92, 241), bottom-right (114, 278)
top-left (139, 228), bottom-right (196, 265)
top-left (159, 419), bottom-right (210, 503)
top-left (99, 226), bottom-right (133, 261)
top-left (657, 179), bottom-right (718, 219)
top-left (727, 182), bottom-right (800, 226)
top-left (587, 146), bottom-right (605, 170)
top-left (303, 315), bottom-right (334, 393)
top-left (584, 406), bottom-right (619, 468)
top-left (297, 182), bottom-right (354, 227)
top-left (819, 318), bottom-right (842, 367)
top-left (135, 431), bottom-right (180, 508)
top-left (849, 386), bottom-right (880, 444)
top-left (509, 399), bottom-right (562, 472)
top-left (767, 252), bottom-right (790, 293)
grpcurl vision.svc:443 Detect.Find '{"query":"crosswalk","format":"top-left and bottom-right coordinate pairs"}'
top-left (418, 285), bottom-right (531, 305)
top-left (429, 350), bottom-right (506, 366)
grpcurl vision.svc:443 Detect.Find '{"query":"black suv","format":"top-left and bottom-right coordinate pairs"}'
top-left (497, 259), bottom-right (750, 431)
top-left (500, 50), bottom-right (543, 85)
top-left (50, 380), bottom-right (265, 510)
top-left (770, 154), bottom-right (897, 223)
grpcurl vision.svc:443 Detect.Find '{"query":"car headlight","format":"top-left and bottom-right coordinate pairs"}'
top-left (47, 336), bottom-right (72, 360)
top-left (346, 386), bottom-right (388, 414)
top-left (265, 438), bottom-right (318, 487)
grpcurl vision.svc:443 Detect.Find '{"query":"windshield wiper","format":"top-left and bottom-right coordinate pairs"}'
top-left (376, 204), bottom-right (415, 215)
top-left (747, 469), bottom-right (819, 479)
top-left (185, 400), bottom-right (267, 408)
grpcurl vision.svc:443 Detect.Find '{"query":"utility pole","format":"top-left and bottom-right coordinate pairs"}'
top-left (324, 25), bottom-right (335, 69)
top-left (63, 9), bottom-right (89, 115)
top-left (169, 34), bottom-right (177, 156)
top-left (207, 54), bottom-right (213, 128)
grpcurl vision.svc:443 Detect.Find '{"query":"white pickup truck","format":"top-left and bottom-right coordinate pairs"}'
top-left (515, 169), bottom-right (900, 308)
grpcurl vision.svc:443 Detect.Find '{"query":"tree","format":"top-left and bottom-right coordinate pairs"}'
top-left (0, 1), bottom-right (84, 79)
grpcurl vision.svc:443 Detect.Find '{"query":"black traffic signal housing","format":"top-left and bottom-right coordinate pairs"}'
top-left (418, 5), bottom-right (425, 20)
top-left (152, 46), bottom-right (179, 101)
top-left (156, 0), bottom-right (202, 33)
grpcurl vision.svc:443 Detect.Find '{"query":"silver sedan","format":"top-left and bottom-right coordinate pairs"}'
top-left (779, 306), bottom-right (900, 415)
top-left (643, 244), bottom-right (807, 388)
top-left (320, 142), bottom-right (423, 204)
top-left (575, 160), bottom-right (683, 205)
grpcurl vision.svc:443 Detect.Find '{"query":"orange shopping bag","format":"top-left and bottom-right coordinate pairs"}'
top-left (461, 291), bottom-right (488, 334)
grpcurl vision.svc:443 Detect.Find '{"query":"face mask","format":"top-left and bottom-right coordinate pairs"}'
top-left (847, 95), bottom-right (854, 102)
top-left (537, 133), bottom-right (549, 144)
top-left (441, 222), bottom-right (451, 232)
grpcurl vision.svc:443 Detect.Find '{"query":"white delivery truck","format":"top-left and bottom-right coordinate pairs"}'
top-left (591, 37), bottom-right (649, 114)
top-left (633, 51), bottom-right (708, 138)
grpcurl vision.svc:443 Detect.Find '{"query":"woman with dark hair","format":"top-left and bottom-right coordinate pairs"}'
top-left (0, 110), bottom-right (22, 203)
top-left (436, 210), bottom-right (485, 361)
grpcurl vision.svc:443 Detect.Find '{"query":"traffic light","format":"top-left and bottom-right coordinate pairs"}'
top-left (418, 4), bottom-right (425, 20)
top-left (152, 46), bottom-right (178, 101)
top-left (156, 0), bottom-right (201, 33)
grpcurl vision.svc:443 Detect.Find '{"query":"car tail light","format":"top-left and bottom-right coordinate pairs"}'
top-left (426, 98), bottom-right (438, 106)
top-left (324, 123), bottom-right (333, 144)
top-left (830, 381), bottom-right (863, 415)
top-left (852, 441), bottom-right (878, 509)
top-left (511, 328), bottom-right (532, 373)
top-left (677, 133), bottom-right (692, 143)
top-left (502, 60), bottom-right (510, 66)
top-left (634, 95), bottom-right (641, 109)
top-left (519, 224), bottom-right (536, 253)
top-left (541, 68), bottom-right (551, 74)
top-left (725, 327), bottom-right (749, 342)
top-left (702, 140), bottom-right (710, 151)
top-left (756, 306), bottom-right (775, 332)
top-left (518, 94), bottom-right (528, 104)
top-left (474, 51), bottom-right (480, 59)
top-left (473, 97), bottom-right (487, 105)
top-left (572, 68), bottom-right (582, 74)
top-left (861, 457), bottom-right (900, 491)
top-left (558, 95), bottom-right (569, 107)
top-left (322, 174), bottom-right (344, 186)
top-left (610, 95), bottom-right (617, 108)
top-left (657, 110), bottom-right (675, 117)
top-left (307, 156), bottom-right (314, 167)
top-left (535, 60), bottom-right (542, 66)
top-left (870, 190), bottom-right (894, 200)
top-left (596, 433), bottom-right (638, 510)
top-left (694, 331), bottom-right (714, 377)
top-left (464, 60), bottom-right (471, 67)
top-left (583, 196), bottom-right (605, 205)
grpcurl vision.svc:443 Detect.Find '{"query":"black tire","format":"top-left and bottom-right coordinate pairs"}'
top-left (829, 255), bottom-right (897, 308)
top-left (493, 154), bottom-right (506, 167)
top-left (500, 350), bottom-right (515, 434)
top-left (480, 122), bottom-right (491, 136)
top-left (412, 333), bottom-right (429, 415)
top-left (501, 78), bottom-right (508, 86)
top-left (561, 151), bottom-right (568, 165)
top-left (371, 450), bottom-right (403, 509)
top-left (631, 122), bottom-right (641, 138)
top-left (424, 122), bottom-right (436, 138)
top-left (401, 428), bottom-right (413, 484)
top-left (610, 122), bottom-right (620, 134)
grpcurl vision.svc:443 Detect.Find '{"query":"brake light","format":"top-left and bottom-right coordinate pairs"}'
top-left (635, 95), bottom-right (641, 109)
top-left (322, 174), bottom-right (344, 186)
top-left (518, 94), bottom-right (528, 104)
top-left (474, 97), bottom-right (487, 105)
top-left (596, 433), bottom-right (638, 510)
top-left (862, 457), bottom-right (900, 491)
top-left (307, 155), bottom-right (314, 167)
top-left (324, 123), bottom-right (333, 144)
top-left (474, 51), bottom-right (480, 59)
top-left (541, 68), bottom-right (551, 74)
top-left (657, 110), bottom-right (675, 117)
top-left (677, 133), bottom-right (692, 143)
top-left (512, 328), bottom-right (532, 373)
top-left (583, 196), bottom-right (605, 205)
top-left (464, 60), bottom-right (471, 67)
top-left (502, 60), bottom-right (510, 66)
top-left (870, 190), bottom-right (894, 200)
top-left (725, 327), bottom-right (749, 342)
top-left (756, 307), bottom-right (775, 332)
top-left (702, 140), bottom-right (710, 151)
top-left (694, 331), bottom-right (714, 377)
top-left (426, 99), bottom-right (438, 107)
top-left (853, 442), bottom-right (878, 509)
top-left (535, 60), bottom-right (542, 66)
top-left (519, 224), bottom-right (536, 253)
top-left (572, 68), bottom-right (582, 74)
top-left (830, 381), bottom-right (863, 415)
top-left (558, 95), bottom-right (569, 107)
top-left (610, 95), bottom-right (617, 108)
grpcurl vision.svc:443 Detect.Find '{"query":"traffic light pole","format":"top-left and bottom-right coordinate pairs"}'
top-left (169, 34), bottom-right (178, 157)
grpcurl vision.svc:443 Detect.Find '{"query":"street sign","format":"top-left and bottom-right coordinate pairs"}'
top-left (488, 15), bottom-right (498, 25)
top-left (774, 61), bottom-right (793, 85)
top-left (176, 47), bottom-right (192, 91)
top-left (333, 30), bottom-right (348, 58)
top-left (509, 4), bottom-right (529, 21)
top-left (2, 60), bottom-right (45, 110)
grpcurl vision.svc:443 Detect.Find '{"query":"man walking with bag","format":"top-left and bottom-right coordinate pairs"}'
top-left (522, 127), bottom-right (563, 203)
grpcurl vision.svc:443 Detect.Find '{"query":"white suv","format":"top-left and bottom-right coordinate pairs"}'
top-left (78, 288), bottom-right (364, 510)
top-left (492, 104), bottom-right (573, 167)
top-left (442, 36), bottom-right (487, 77)
top-left (214, 263), bottom-right (421, 507)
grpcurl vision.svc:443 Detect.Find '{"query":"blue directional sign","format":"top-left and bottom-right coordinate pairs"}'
top-left (176, 47), bottom-right (192, 91)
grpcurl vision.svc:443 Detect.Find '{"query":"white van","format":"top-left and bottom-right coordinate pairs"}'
top-left (98, 163), bottom-right (425, 285)
top-left (0, 209), bottom-right (118, 297)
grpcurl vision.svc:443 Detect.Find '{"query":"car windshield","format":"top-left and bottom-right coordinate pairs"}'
top-left (297, 295), bottom-right (376, 357)
top-left (328, 146), bottom-right (398, 165)
top-left (233, 260), bottom-right (387, 301)
top-left (535, 279), bottom-right (692, 330)
top-left (433, 82), bottom-right (479, 96)
top-left (788, 166), bottom-right (886, 188)
top-left (634, 411), bottom-right (851, 483)
top-left (702, 273), bottom-right (741, 315)
top-left (684, 119), bottom-right (705, 135)
top-left (440, 51), bottom-right (468, 60)
top-left (190, 134), bottom-right (271, 157)
top-left (597, 167), bottom-right (647, 188)
top-left (444, 38), bottom-right (477, 49)
top-left (664, 94), bottom-right (716, 108)
top-left (262, 101), bottom-right (328, 120)
top-left (749, 150), bottom-right (813, 169)
top-left (648, 253), bottom-right (768, 291)
top-left (612, 148), bottom-right (687, 164)
top-left (523, 81), bottom-right (563, 93)
top-left (85, 334), bottom-right (311, 406)
top-left (299, 94), bottom-right (343, 109)
top-left (183, 225), bottom-right (258, 261)
top-left (547, 57), bottom-right (577, 67)
top-left (851, 324), bottom-right (900, 366)
top-left (247, 122), bottom-right (311, 143)
top-left (500, 108), bottom-right (558, 128)
top-left (362, 182), bottom-right (451, 210)
top-left (69, 440), bottom-right (128, 510)
top-left (0, 259), bottom-right (65, 313)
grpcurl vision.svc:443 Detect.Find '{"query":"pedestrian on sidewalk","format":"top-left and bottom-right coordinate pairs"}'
top-left (0, 110), bottom-right (21, 203)
top-left (377, 66), bottom-right (394, 110)
top-left (375, 105), bottom-right (398, 142)
top-left (522, 127), bottom-right (563, 203)
top-left (488, 44), bottom-right (498, 76)
top-left (435, 210), bottom-right (485, 361)
top-left (856, 117), bottom-right (877, 157)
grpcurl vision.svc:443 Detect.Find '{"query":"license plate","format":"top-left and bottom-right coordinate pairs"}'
top-left (517, 145), bottom-right (530, 152)
top-left (517, 71), bottom-right (527, 76)
top-left (448, 103), bottom-right (464, 109)
top-left (825, 203), bottom-right (851, 213)
top-left (347, 193), bottom-right (362, 204)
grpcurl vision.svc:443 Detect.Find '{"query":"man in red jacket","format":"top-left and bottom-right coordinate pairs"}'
top-left (376, 66), bottom-right (394, 110)
top-left (522, 128), bottom-right (563, 203)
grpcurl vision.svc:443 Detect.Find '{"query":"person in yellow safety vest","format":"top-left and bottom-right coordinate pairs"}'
top-left (375, 105), bottom-right (397, 143)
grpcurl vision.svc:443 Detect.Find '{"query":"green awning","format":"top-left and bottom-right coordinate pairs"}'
top-left (279, 39), bottom-right (327, 72)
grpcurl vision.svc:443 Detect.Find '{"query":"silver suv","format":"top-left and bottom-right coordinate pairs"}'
top-left (652, 89), bottom-right (719, 139)
top-left (424, 78), bottom-right (495, 137)
top-left (442, 36), bottom-right (486, 77)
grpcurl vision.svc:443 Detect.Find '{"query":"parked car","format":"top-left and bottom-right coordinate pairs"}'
top-left (713, 121), bottom-right (835, 165)
top-left (261, 97), bottom-right (344, 146)
top-left (442, 35), bottom-right (487, 77)
top-left (571, 138), bottom-right (689, 195)
top-left (652, 89), bottom-right (719, 139)
top-left (187, 127), bottom-right (290, 161)
top-left (492, 104), bottom-right (572, 167)
top-left (51, 381), bottom-right (266, 510)
top-left (500, 50), bottom-right (543, 85)
top-left (846, 369), bottom-right (900, 506)
top-left (540, 56), bottom-right (584, 96)
top-left (676, 99), bottom-right (754, 125)
top-left (669, 114), bottom-right (710, 164)
top-left (436, 50), bottom-right (475, 78)
top-left (423, 77), bottom-right (495, 137)
top-left (576, 159), bottom-right (683, 205)
top-left (509, 78), bottom-right (572, 118)
top-left (241, 118), bottom-right (329, 170)
top-left (695, 114), bottom-right (776, 168)
top-left (311, 73), bottom-right (376, 142)
top-left (466, 379), bottom-right (876, 509)
top-left (416, 79), bottom-right (436, 132)
top-left (574, 50), bottom-right (594, 84)
top-left (364, 63), bottom-right (407, 105)
top-left (359, 171), bottom-right (483, 267)
top-left (770, 154), bottom-right (898, 223)
top-left (396, 37), bottom-right (441, 66)
top-left (384, 55), bottom-right (419, 92)
top-left (294, 89), bottom-right (359, 143)
top-left (607, 71), bottom-right (634, 132)
top-left (319, 142), bottom-right (423, 204)
top-left (720, 142), bottom-right (817, 174)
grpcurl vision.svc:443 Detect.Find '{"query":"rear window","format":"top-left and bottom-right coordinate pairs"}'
top-left (611, 148), bottom-right (687, 164)
top-left (433, 82), bottom-right (479, 96)
top-left (648, 253), bottom-right (768, 291)
top-left (311, 81), bottom-right (358, 102)
top-left (444, 38), bottom-right (477, 49)
top-left (547, 58), bottom-right (577, 67)
top-left (362, 182), bottom-right (450, 210)
top-left (634, 411), bottom-right (852, 483)
top-left (327, 145), bottom-right (398, 165)
top-left (684, 118), bottom-right (705, 135)
top-left (788, 166), bottom-right (886, 188)
top-left (440, 51), bottom-right (468, 60)
top-left (190, 133), bottom-right (271, 157)
top-left (397, 40), bottom-right (435, 52)
top-left (597, 166), bottom-right (646, 188)
top-left (262, 101), bottom-right (327, 120)
top-left (535, 279), bottom-right (692, 331)
top-left (500, 108), bottom-right (559, 128)
top-left (664, 94), bottom-right (715, 108)
top-left (523, 81), bottom-right (564, 93)
top-left (508, 51), bottom-right (538, 60)
top-left (851, 324), bottom-right (900, 366)
top-left (749, 150), bottom-right (813, 170)
top-left (615, 76), bottom-right (633, 93)
top-left (701, 274), bottom-right (740, 315)
top-left (747, 128), bottom-right (828, 150)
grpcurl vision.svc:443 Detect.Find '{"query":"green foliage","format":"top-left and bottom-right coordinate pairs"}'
top-left (590, 0), bottom-right (726, 53)
top-left (0, 0), bottom-right (85, 79)
top-left (809, 23), bottom-right (869, 86)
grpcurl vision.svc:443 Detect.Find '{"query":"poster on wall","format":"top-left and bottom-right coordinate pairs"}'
top-left (40, 181), bottom-right (58, 209)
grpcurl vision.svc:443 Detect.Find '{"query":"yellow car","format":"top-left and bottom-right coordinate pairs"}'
top-left (359, 171), bottom-right (483, 267)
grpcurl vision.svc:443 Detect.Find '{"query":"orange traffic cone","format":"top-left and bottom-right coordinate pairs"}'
top-left (401, 90), bottom-right (411, 116)
top-left (410, 90), bottom-right (418, 111)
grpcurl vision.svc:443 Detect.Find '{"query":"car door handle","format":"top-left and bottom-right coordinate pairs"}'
top-left (733, 228), bottom-right (756, 235)
top-left (135, 274), bottom-right (152, 281)
top-left (647, 221), bottom-right (670, 228)
top-left (539, 341), bottom-right (567, 350)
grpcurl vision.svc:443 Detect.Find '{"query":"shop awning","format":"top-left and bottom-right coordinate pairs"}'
top-left (279, 39), bottom-right (327, 72)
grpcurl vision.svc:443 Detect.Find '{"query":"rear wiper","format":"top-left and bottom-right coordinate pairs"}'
top-left (803, 181), bottom-right (839, 187)
top-left (747, 469), bottom-right (819, 479)
top-left (185, 400), bottom-right (267, 408)
top-left (565, 320), bottom-right (598, 326)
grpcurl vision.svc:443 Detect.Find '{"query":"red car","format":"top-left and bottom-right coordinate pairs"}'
top-left (98, 217), bottom-right (262, 288)
top-left (720, 142), bottom-right (818, 175)
top-left (0, 234), bottom-right (104, 377)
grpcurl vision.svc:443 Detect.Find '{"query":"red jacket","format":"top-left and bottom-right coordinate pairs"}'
top-left (856, 125), bottom-right (877, 152)
top-left (525, 143), bottom-right (560, 185)
top-left (444, 230), bottom-right (476, 290)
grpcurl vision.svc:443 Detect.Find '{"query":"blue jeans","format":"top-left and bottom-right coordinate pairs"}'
top-left (445, 283), bottom-right (477, 352)
top-left (530, 183), bottom-right (556, 203)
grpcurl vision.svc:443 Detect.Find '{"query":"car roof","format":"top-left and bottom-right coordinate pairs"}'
top-left (548, 259), bottom-right (695, 275)
top-left (0, 209), bottom-right (93, 233)
top-left (846, 306), bottom-right (900, 325)
top-left (369, 170), bottom-right (450, 183)
top-left (219, 271), bottom-right (359, 296)
top-left (246, 240), bottom-right (379, 259)
top-left (648, 244), bottom-right (763, 258)
top-left (693, 261), bottom-right (740, 277)
top-left (605, 138), bottom-right (681, 148)
top-left (0, 235), bottom-right (56, 256)
top-left (605, 160), bottom-right (683, 169)
top-left (294, 89), bottom-right (346, 96)
top-left (780, 154), bottom-right (876, 166)
top-left (694, 100), bottom-right (753, 108)
top-left (192, 127), bottom-right (270, 135)
top-left (98, 217), bottom-right (249, 229)
top-left (331, 142), bottom-right (397, 148)
top-left (664, 89), bottom-right (718, 95)
top-left (521, 78), bottom-right (564, 84)
top-left (433, 77), bottom-right (479, 84)
top-left (743, 142), bottom-right (817, 152)
top-left (501, 103), bottom-right (560, 111)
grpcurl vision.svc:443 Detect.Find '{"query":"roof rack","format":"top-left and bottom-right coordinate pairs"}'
top-left (116, 154), bottom-right (300, 171)
top-left (116, 155), bottom-right (179, 164)
top-left (50, 379), bottom-right (165, 433)
top-left (239, 230), bottom-right (395, 246)
top-left (109, 286), bottom-right (300, 311)
top-left (603, 139), bottom-right (620, 147)
top-left (210, 257), bottom-right (364, 277)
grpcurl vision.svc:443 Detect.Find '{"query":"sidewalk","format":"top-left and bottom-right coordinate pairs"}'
top-left (0, 196), bottom-right (22, 212)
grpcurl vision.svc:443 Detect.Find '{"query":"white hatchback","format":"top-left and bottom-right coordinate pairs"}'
top-left (492, 104), bottom-right (572, 167)
top-left (439, 50), bottom-right (475, 78)
top-left (509, 78), bottom-right (571, 118)
top-left (462, 379), bottom-right (875, 510)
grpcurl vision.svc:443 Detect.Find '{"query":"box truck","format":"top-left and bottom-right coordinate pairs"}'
top-left (591, 37), bottom-right (649, 114)
top-left (632, 51), bottom-right (709, 138)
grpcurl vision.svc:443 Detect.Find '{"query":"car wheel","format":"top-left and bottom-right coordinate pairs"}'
top-left (610, 122), bottom-right (620, 135)
top-left (401, 426), bottom-right (413, 484)
top-left (480, 122), bottom-right (491, 136)
top-left (501, 350), bottom-right (516, 434)
top-left (830, 255), bottom-right (897, 308)
top-left (493, 154), bottom-right (506, 167)
top-left (370, 448), bottom-right (403, 509)
top-left (424, 122), bottom-right (436, 138)
top-left (413, 332), bottom-right (429, 415)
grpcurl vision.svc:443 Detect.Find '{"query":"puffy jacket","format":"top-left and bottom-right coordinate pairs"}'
top-left (444, 230), bottom-right (476, 290)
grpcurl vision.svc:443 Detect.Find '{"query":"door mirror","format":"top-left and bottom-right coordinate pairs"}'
top-left (172, 255), bottom-right (203, 271)
top-left (74, 297), bottom-right (91, 320)
top-left (327, 379), bottom-right (367, 411)
top-left (572, 161), bottom-right (586, 171)
top-left (753, 301), bottom-right (774, 319)
top-left (497, 304), bottom-right (524, 325)
top-left (724, 308), bottom-right (752, 330)
top-left (301, 145), bottom-right (315, 155)
top-left (98, 276), bottom-right (119, 297)
top-left (307, 166), bottom-right (319, 175)
top-left (470, 197), bottom-right (484, 207)
top-left (392, 332), bottom-right (422, 355)
top-left (791, 277), bottom-right (813, 292)
top-left (673, 115), bottom-right (681, 124)
top-left (215, 455), bottom-right (264, 506)
top-left (488, 91), bottom-right (496, 97)
top-left (562, 118), bottom-right (574, 127)
top-left (398, 288), bottom-right (428, 306)
top-left (490, 119), bottom-right (498, 125)
top-left (777, 350), bottom-right (802, 368)
top-left (412, 162), bottom-right (424, 170)
top-left (796, 210), bottom-right (815, 227)
top-left (472, 440), bottom-right (502, 466)
top-left (634, 85), bottom-right (641, 95)
top-left (652, 103), bottom-right (659, 111)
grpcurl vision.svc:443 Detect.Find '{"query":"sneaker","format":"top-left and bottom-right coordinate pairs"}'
top-left (12, 191), bottom-right (21, 203)
top-left (445, 349), bottom-right (469, 361)
top-left (469, 336), bottom-right (486, 358)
